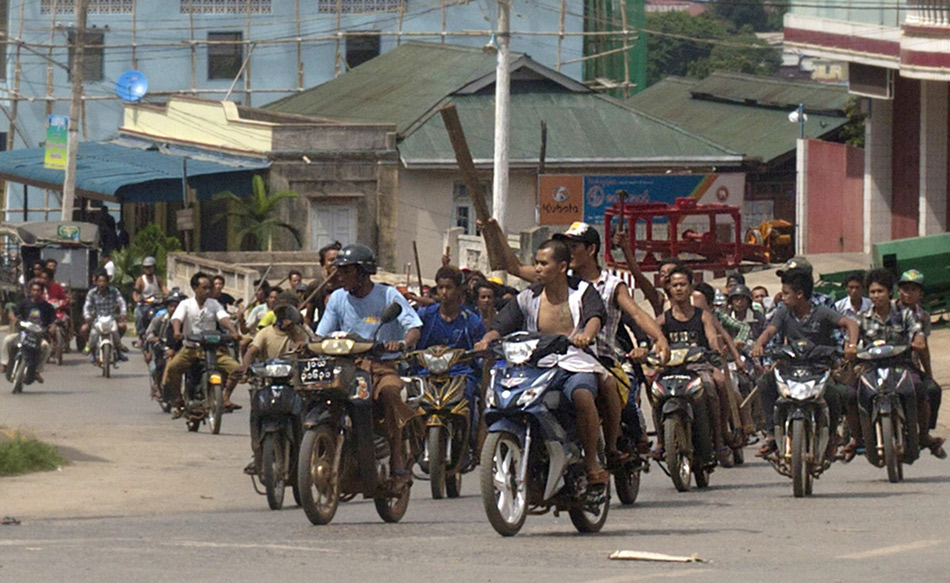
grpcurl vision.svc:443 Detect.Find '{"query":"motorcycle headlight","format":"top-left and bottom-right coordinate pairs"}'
top-left (264, 362), bottom-right (293, 378)
top-left (209, 373), bottom-right (223, 385)
top-left (503, 339), bottom-right (540, 365)
top-left (516, 387), bottom-right (544, 406)
top-left (788, 380), bottom-right (818, 400)
top-left (421, 352), bottom-right (454, 375)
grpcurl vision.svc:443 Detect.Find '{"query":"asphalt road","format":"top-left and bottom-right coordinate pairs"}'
top-left (1, 348), bottom-right (949, 583)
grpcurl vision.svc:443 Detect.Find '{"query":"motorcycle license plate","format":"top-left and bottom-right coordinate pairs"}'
top-left (298, 358), bottom-right (335, 385)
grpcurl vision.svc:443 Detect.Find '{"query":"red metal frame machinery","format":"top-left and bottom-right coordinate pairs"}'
top-left (604, 198), bottom-right (769, 274)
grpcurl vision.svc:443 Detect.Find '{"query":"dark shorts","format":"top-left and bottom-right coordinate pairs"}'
top-left (553, 369), bottom-right (598, 401)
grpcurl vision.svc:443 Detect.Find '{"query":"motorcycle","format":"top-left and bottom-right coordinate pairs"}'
top-left (480, 332), bottom-right (610, 537)
top-left (181, 330), bottom-right (234, 434)
top-left (148, 336), bottom-right (173, 413)
top-left (646, 345), bottom-right (717, 492)
top-left (136, 296), bottom-right (164, 346)
top-left (612, 362), bottom-right (651, 506)
top-left (765, 339), bottom-right (837, 497)
top-left (249, 357), bottom-right (303, 510)
top-left (408, 345), bottom-right (479, 499)
top-left (7, 321), bottom-right (46, 394)
top-left (49, 298), bottom-right (70, 366)
top-left (856, 342), bottom-right (920, 482)
top-left (90, 315), bottom-right (120, 378)
top-left (295, 303), bottom-right (423, 525)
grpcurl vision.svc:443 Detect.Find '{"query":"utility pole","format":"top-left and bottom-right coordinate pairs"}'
top-left (62, 0), bottom-right (87, 221)
top-left (491, 0), bottom-right (511, 280)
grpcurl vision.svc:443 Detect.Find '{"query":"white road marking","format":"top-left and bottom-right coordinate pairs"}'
top-left (837, 539), bottom-right (942, 560)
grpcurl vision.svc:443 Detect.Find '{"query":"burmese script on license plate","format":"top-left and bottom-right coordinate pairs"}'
top-left (298, 358), bottom-right (334, 384)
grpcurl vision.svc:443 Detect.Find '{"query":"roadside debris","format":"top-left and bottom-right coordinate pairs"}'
top-left (608, 550), bottom-right (705, 563)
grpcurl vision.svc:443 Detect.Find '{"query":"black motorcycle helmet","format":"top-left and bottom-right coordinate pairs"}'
top-left (332, 244), bottom-right (377, 275)
top-left (275, 304), bottom-right (303, 327)
top-left (728, 284), bottom-right (753, 302)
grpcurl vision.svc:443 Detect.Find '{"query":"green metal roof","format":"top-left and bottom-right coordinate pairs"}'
top-left (400, 92), bottom-right (739, 167)
top-left (265, 42), bottom-right (509, 136)
top-left (628, 75), bottom-right (849, 164)
top-left (689, 72), bottom-right (850, 114)
top-left (266, 42), bottom-right (741, 167)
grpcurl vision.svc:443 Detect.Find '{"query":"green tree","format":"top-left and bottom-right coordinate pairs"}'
top-left (212, 175), bottom-right (302, 251)
top-left (646, 12), bottom-right (780, 86)
top-left (128, 223), bottom-right (182, 278)
top-left (840, 96), bottom-right (866, 148)
top-left (711, 0), bottom-right (770, 32)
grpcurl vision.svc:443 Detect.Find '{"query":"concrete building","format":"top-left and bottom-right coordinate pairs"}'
top-left (784, 1), bottom-right (950, 252)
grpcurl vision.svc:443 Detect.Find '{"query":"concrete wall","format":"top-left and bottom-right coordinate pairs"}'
top-left (803, 139), bottom-right (864, 254)
top-left (395, 168), bottom-right (538, 277)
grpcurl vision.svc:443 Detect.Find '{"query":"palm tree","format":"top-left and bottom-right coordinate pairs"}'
top-left (213, 175), bottom-right (303, 251)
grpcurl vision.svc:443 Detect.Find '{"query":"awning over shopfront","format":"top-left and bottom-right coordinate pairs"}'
top-left (0, 141), bottom-right (270, 203)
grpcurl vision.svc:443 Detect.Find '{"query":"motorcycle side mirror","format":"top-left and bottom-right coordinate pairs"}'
top-left (379, 302), bottom-right (402, 325)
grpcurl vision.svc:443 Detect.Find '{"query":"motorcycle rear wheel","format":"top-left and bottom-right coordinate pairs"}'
top-left (791, 418), bottom-right (809, 497)
top-left (882, 418), bottom-right (901, 483)
top-left (480, 431), bottom-right (527, 536)
top-left (375, 485), bottom-right (411, 523)
top-left (298, 425), bottom-right (341, 525)
top-left (262, 433), bottom-right (286, 510)
top-left (664, 416), bottom-right (691, 492)
top-left (101, 344), bottom-right (112, 379)
top-left (207, 382), bottom-right (224, 435)
top-left (54, 327), bottom-right (64, 366)
top-left (11, 356), bottom-right (25, 394)
top-left (428, 426), bottom-right (448, 500)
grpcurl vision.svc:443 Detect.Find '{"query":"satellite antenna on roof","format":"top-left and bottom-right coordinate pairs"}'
top-left (115, 70), bottom-right (148, 102)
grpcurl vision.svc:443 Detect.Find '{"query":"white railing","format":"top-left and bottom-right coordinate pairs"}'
top-left (906, 0), bottom-right (950, 27)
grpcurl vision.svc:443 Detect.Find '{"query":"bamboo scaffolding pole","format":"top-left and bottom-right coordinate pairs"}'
top-left (131, 0), bottom-right (137, 69)
top-left (245, 0), bottom-right (252, 106)
top-left (334, 0), bottom-right (342, 75)
top-left (620, 0), bottom-right (631, 98)
top-left (188, 0), bottom-right (196, 92)
top-left (557, 0), bottom-right (565, 72)
top-left (295, 0), bottom-right (303, 89)
top-left (7, 0), bottom-right (25, 151)
top-left (45, 0), bottom-right (58, 118)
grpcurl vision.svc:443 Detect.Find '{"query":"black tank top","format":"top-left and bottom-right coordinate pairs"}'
top-left (662, 307), bottom-right (709, 349)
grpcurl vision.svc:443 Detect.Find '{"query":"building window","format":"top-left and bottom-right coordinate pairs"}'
top-left (208, 32), bottom-right (243, 80)
top-left (318, 0), bottom-right (404, 14)
top-left (43, 0), bottom-right (133, 14)
top-left (68, 30), bottom-right (105, 83)
top-left (181, 0), bottom-right (272, 14)
top-left (345, 34), bottom-right (380, 70)
top-left (453, 181), bottom-right (490, 236)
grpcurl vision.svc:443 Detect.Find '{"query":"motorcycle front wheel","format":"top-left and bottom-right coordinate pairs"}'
top-left (54, 327), bottom-right (64, 365)
top-left (11, 356), bottom-right (25, 394)
top-left (790, 418), bottom-right (810, 497)
top-left (262, 433), bottom-right (286, 510)
top-left (614, 462), bottom-right (641, 505)
top-left (428, 426), bottom-right (448, 499)
top-left (882, 417), bottom-right (902, 483)
top-left (480, 431), bottom-right (527, 536)
top-left (298, 425), bottom-right (341, 525)
top-left (207, 382), bottom-right (224, 435)
top-left (664, 416), bottom-right (692, 492)
top-left (569, 438), bottom-right (610, 534)
top-left (101, 344), bottom-right (112, 379)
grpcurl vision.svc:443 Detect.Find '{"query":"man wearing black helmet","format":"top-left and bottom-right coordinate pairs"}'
top-left (726, 284), bottom-right (764, 342)
top-left (315, 244), bottom-right (423, 493)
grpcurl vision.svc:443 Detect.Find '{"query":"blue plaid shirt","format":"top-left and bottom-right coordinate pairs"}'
top-left (83, 286), bottom-right (128, 320)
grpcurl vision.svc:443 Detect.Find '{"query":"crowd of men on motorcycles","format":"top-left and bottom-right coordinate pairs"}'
top-left (4, 221), bottom-right (945, 534)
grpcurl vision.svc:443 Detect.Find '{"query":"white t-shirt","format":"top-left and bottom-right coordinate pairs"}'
top-left (171, 297), bottom-right (228, 346)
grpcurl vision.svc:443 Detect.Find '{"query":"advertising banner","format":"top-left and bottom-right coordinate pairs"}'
top-left (537, 173), bottom-right (746, 227)
top-left (44, 115), bottom-right (68, 171)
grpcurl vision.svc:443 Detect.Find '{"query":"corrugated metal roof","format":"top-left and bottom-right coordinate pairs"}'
top-left (265, 42), bottom-right (510, 136)
top-left (628, 76), bottom-right (849, 164)
top-left (0, 142), bottom-right (269, 203)
top-left (689, 71), bottom-right (849, 113)
top-left (399, 92), bottom-right (740, 167)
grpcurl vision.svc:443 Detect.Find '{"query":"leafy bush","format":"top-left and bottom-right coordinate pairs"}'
top-left (112, 224), bottom-right (183, 298)
top-left (0, 429), bottom-right (66, 476)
